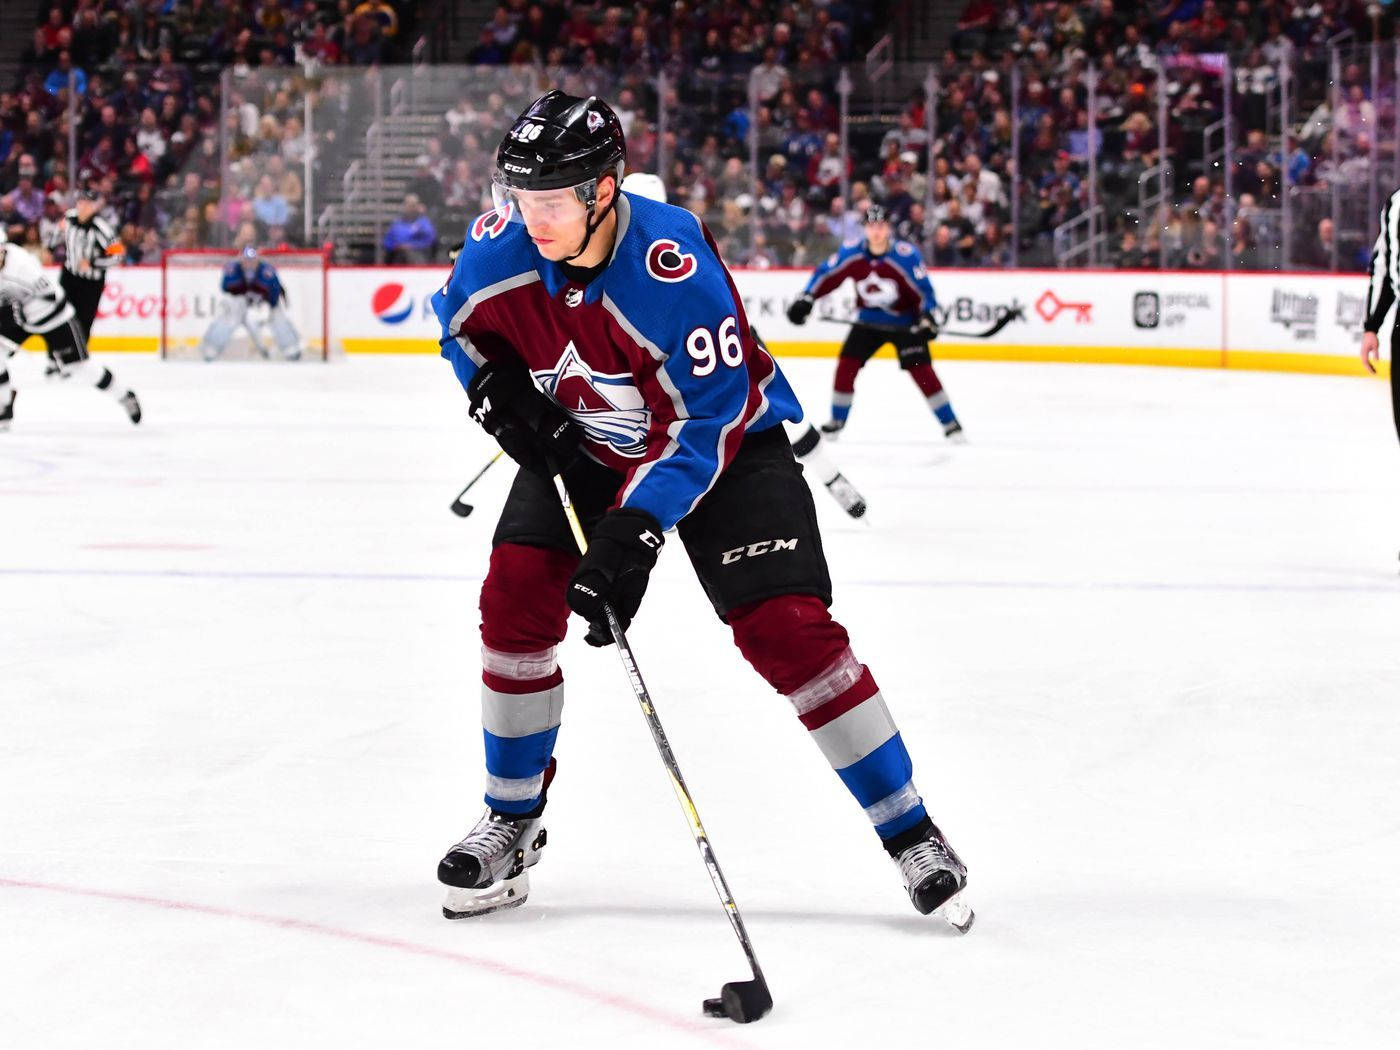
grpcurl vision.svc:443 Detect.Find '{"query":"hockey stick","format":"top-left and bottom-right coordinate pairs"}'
top-left (824, 305), bottom-right (1021, 340)
top-left (552, 474), bottom-right (773, 1025)
top-left (449, 450), bottom-right (505, 517)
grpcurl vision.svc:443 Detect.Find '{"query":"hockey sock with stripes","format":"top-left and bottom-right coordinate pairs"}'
top-left (787, 646), bottom-right (929, 840)
top-left (480, 643), bottom-right (563, 815)
top-left (729, 596), bottom-right (929, 843)
top-left (477, 543), bottom-right (576, 816)
top-left (831, 357), bottom-right (862, 423)
top-left (907, 363), bottom-right (957, 425)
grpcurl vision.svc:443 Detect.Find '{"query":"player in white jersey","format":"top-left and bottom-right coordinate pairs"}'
top-left (619, 172), bottom-right (868, 517)
top-left (0, 230), bottom-right (141, 429)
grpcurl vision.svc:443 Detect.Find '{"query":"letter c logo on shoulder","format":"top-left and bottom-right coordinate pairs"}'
top-left (471, 202), bottom-right (513, 242)
top-left (645, 238), bottom-right (697, 283)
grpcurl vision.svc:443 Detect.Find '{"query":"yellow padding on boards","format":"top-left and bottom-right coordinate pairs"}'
top-left (7, 336), bottom-right (150, 352)
top-left (26, 336), bottom-right (1393, 378)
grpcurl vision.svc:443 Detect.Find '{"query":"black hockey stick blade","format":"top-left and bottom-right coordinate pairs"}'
top-left (944, 303), bottom-right (1023, 340)
top-left (702, 976), bottom-right (773, 1024)
top-left (448, 451), bottom-right (505, 518)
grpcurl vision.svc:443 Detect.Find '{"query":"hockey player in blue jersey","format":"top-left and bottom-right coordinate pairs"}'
top-left (787, 204), bottom-right (964, 441)
top-left (620, 171), bottom-right (867, 518)
top-left (198, 246), bottom-right (303, 361)
top-left (430, 91), bottom-right (971, 934)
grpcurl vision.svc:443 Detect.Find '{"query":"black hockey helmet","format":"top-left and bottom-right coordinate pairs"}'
top-left (495, 90), bottom-right (626, 193)
top-left (492, 91), bottom-right (627, 260)
top-left (863, 202), bottom-right (890, 225)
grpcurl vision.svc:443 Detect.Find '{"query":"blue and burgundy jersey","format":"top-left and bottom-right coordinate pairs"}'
top-left (432, 191), bottom-right (802, 532)
top-left (221, 261), bottom-right (286, 306)
top-left (801, 238), bottom-right (937, 326)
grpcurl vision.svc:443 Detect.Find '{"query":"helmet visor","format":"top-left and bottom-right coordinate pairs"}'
top-left (490, 173), bottom-right (592, 227)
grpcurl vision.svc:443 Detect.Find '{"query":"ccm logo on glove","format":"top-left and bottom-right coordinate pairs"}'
top-left (721, 538), bottom-right (799, 565)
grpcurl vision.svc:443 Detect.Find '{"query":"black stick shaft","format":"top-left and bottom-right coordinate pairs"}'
top-left (452, 450), bottom-right (504, 503)
top-left (825, 313), bottom-right (1016, 339)
top-left (552, 474), bottom-right (769, 989)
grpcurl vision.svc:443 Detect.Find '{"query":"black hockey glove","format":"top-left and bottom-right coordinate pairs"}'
top-left (786, 295), bottom-right (814, 326)
top-left (566, 508), bottom-right (664, 647)
top-left (911, 312), bottom-right (940, 341)
top-left (467, 358), bottom-right (579, 477)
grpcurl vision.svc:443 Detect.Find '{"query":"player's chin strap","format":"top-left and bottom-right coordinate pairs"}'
top-left (561, 175), bottom-right (620, 263)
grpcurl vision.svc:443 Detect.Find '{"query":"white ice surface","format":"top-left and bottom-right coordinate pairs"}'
top-left (2, 352), bottom-right (1399, 1049)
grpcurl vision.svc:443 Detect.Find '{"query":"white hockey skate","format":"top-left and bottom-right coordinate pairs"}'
top-left (893, 822), bottom-right (974, 933)
top-left (438, 808), bottom-right (547, 918)
top-left (825, 472), bottom-right (867, 518)
top-left (943, 419), bottom-right (967, 444)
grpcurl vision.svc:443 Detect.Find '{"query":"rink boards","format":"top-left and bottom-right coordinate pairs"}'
top-left (31, 264), bottom-right (1389, 377)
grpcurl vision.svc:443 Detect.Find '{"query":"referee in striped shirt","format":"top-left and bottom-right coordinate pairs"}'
top-left (53, 188), bottom-right (124, 342)
top-left (1362, 188), bottom-right (1400, 443)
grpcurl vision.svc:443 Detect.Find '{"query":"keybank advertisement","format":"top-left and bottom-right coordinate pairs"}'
top-left (65, 266), bottom-right (1380, 373)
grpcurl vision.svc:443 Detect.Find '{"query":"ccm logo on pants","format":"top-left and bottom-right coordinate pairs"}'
top-left (721, 538), bottom-right (799, 565)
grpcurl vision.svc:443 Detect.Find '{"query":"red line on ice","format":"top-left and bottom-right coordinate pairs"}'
top-left (0, 877), bottom-right (748, 1046)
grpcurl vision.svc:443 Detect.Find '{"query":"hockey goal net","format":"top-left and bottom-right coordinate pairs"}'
top-left (160, 248), bottom-right (330, 360)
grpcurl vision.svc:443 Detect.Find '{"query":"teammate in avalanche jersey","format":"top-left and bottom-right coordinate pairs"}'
top-left (620, 171), bottom-right (867, 519)
top-left (198, 246), bottom-right (303, 361)
top-left (787, 204), bottom-right (964, 441)
top-left (430, 90), bottom-right (971, 931)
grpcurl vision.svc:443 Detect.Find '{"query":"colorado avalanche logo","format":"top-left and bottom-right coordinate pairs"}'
top-left (471, 203), bottom-right (513, 242)
top-left (533, 341), bottom-right (651, 458)
top-left (587, 110), bottom-right (605, 134)
top-left (645, 238), bottom-right (697, 283)
top-left (855, 273), bottom-right (899, 309)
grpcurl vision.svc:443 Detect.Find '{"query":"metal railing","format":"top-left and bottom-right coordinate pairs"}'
top-left (183, 44), bottom-right (1400, 272)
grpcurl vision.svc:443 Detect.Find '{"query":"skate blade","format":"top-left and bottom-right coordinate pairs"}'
top-left (945, 431), bottom-right (968, 445)
top-left (442, 871), bottom-right (530, 919)
top-left (936, 892), bottom-right (974, 934)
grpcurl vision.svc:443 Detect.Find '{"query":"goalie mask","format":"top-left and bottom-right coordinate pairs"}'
top-left (492, 91), bottom-right (627, 261)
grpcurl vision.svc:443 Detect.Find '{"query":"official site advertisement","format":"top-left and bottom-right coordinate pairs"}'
top-left (48, 265), bottom-right (1384, 375)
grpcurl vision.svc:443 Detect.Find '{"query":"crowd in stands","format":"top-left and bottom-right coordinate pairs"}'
top-left (399, 0), bottom-right (1395, 271)
top-left (414, 0), bottom-right (885, 268)
top-left (1, 0), bottom-right (416, 265)
top-left (3, 0), bottom-right (1396, 272)
top-left (938, 0), bottom-right (1396, 271)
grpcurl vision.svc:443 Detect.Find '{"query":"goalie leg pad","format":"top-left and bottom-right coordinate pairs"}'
top-left (201, 297), bottom-right (248, 356)
top-left (268, 301), bottom-right (302, 357)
